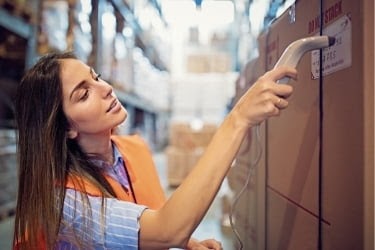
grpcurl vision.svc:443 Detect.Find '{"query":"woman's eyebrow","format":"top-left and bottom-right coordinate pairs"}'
top-left (69, 68), bottom-right (92, 100)
top-left (69, 80), bottom-right (86, 100)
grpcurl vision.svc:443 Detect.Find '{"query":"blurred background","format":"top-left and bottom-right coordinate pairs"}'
top-left (0, 0), bottom-right (373, 249)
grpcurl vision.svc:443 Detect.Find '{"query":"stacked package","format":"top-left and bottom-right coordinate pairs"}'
top-left (165, 122), bottom-right (217, 187)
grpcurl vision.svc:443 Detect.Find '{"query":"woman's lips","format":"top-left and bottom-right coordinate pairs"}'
top-left (107, 99), bottom-right (120, 113)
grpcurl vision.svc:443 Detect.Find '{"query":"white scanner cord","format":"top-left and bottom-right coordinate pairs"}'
top-left (229, 124), bottom-right (262, 250)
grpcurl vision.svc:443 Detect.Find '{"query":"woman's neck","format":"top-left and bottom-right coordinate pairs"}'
top-left (76, 133), bottom-right (114, 164)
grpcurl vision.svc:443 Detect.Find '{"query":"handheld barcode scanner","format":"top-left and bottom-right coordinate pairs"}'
top-left (274, 36), bottom-right (336, 83)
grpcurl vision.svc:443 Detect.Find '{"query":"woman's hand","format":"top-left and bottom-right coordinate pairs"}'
top-left (231, 66), bottom-right (297, 128)
top-left (187, 238), bottom-right (223, 250)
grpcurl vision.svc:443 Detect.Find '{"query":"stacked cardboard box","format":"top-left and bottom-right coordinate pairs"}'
top-left (228, 0), bottom-right (373, 249)
top-left (256, 0), bottom-right (373, 249)
top-left (170, 73), bottom-right (237, 125)
top-left (186, 52), bottom-right (232, 73)
top-left (226, 57), bottom-right (267, 249)
top-left (165, 122), bottom-right (217, 187)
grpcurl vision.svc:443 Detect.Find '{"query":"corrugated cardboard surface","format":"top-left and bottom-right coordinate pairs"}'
top-left (256, 0), bottom-right (373, 248)
top-left (165, 146), bottom-right (204, 187)
top-left (168, 123), bottom-right (217, 150)
top-left (259, 0), bottom-right (321, 223)
top-left (363, 0), bottom-right (374, 248)
top-left (165, 122), bottom-right (215, 186)
top-left (227, 56), bottom-right (267, 249)
top-left (186, 52), bottom-right (232, 73)
top-left (267, 190), bottom-right (319, 250)
top-left (227, 124), bottom-right (267, 249)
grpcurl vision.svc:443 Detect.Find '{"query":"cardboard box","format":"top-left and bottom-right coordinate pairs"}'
top-left (267, 190), bottom-right (319, 250)
top-left (166, 122), bottom-right (217, 186)
top-left (168, 122), bottom-right (217, 150)
top-left (165, 146), bottom-right (204, 187)
top-left (233, 57), bottom-right (263, 105)
top-left (227, 160), bottom-right (259, 249)
top-left (226, 55), bottom-right (268, 249)
top-left (186, 52), bottom-right (232, 73)
top-left (226, 122), bottom-right (267, 249)
top-left (256, 0), bottom-right (374, 248)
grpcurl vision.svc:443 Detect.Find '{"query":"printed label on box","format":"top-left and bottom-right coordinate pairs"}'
top-left (311, 14), bottom-right (352, 79)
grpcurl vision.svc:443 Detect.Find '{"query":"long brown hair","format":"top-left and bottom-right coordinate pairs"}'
top-left (13, 52), bottom-right (116, 249)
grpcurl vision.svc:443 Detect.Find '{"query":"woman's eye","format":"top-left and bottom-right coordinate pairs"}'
top-left (79, 90), bottom-right (89, 101)
top-left (95, 73), bottom-right (101, 81)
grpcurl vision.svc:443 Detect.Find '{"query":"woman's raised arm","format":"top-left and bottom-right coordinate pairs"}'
top-left (139, 66), bottom-right (297, 249)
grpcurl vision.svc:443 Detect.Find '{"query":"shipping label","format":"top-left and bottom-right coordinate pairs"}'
top-left (311, 14), bottom-right (352, 79)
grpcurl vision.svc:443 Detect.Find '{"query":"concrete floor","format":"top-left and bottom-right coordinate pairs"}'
top-left (0, 152), bottom-right (235, 250)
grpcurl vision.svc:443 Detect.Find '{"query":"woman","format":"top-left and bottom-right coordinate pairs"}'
top-left (13, 52), bottom-right (296, 249)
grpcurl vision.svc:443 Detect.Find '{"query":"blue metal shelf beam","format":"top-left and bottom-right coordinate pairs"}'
top-left (110, 0), bottom-right (142, 35)
top-left (109, 0), bottom-right (167, 71)
top-left (0, 8), bottom-right (31, 38)
top-left (263, 0), bottom-right (285, 27)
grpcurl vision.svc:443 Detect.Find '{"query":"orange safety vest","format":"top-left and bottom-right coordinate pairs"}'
top-left (66, 134), bottom-right (167, 209)
top-left (15, 134), bottom-right (166, 249)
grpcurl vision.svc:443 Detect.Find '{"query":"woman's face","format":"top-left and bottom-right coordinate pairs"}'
top-left (60, 59), bottom-right (127, 139)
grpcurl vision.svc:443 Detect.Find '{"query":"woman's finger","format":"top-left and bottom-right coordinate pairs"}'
top-left (275, 96), bottom-right (289, 109)
top-left (264, 65), bottom-right (298, 82)
top-left (199, 239), bottom-right (223, 250)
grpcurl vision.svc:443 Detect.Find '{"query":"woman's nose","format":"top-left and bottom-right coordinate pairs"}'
top-left (99, 81), bottom-right (113, 98)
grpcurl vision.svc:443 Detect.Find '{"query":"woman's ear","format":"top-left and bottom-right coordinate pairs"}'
top-left (67, 128), bottom-right (78, 139)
